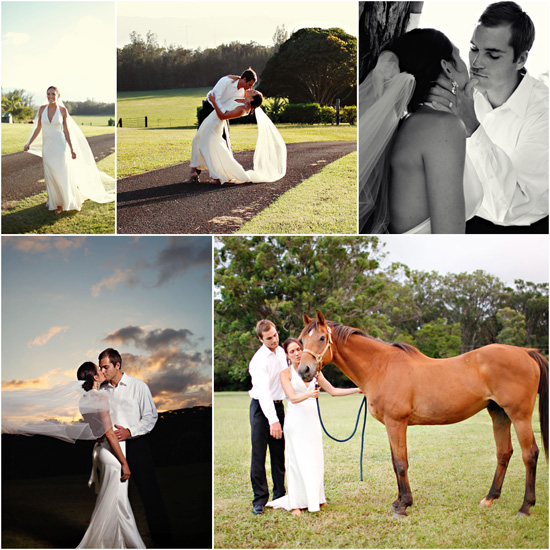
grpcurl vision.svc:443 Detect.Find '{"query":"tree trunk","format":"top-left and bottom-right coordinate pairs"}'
top-left (359, 1), bottom-right (412, 83)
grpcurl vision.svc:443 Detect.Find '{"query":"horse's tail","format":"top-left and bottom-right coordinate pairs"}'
top-left (528, 349), bottom-right (548, 461)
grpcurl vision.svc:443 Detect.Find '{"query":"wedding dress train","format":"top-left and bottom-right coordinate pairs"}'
top-left (266, 367), bottom-right (326, 513)
top-left (190, 102), bottom-right (286, 184)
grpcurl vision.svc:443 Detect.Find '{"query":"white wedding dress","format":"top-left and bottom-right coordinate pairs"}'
top-left (190, 101), bottom-right (286, 184)
top-left (77, 439), bottom-right (145, 549)
top-left (266, 367), bottom-right (326, 513)
top-left (41, 106), bottom-right (86, 211)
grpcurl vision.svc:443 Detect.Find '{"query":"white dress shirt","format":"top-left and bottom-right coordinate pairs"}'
top-left (248, 344), bottom-right (287, 425)
top-left (102, 373), bottom-right (158, 438)
top-left (467, 71), bottom-right (548, 226)
top-left (207, 76), bottom-right (245, 113)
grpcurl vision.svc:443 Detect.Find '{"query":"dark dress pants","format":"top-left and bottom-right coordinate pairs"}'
top-left (250, 399), bottom-right (286, 507)
top-left (126, 437), bottom-right (172, 548)
top-left (466, 215), bottom-right (549, 234)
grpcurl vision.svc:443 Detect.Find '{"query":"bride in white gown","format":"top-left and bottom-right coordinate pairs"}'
top-left (184, 89), bottom-right (286, 185)
top-left (266, 339), bottom-right (361, 516)
top-left (2, 361), bottom-right (145, 549)
top-left (24, 86), bottom-right (115, 214)
top-left (359, 29), bottom-right (483, 233)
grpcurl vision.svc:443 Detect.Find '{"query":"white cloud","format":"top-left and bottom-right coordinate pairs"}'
top-left (27, 326), bottom-right (70, 348)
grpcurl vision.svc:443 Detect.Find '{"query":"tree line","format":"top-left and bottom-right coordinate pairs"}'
top-left (117, 27), bottom-right (357, 106)
top-left (214, 237), bottom-right (548, 391)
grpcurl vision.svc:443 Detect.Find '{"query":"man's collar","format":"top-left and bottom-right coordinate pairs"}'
top-left (476, 71), bottom-right (534, 117)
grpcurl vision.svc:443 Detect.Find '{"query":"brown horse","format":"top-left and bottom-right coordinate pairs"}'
top-left (298, 311), bottom-right (548, 517)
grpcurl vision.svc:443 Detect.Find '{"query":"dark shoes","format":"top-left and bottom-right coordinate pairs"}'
top-left (252, 504), bottom-right (265, 515)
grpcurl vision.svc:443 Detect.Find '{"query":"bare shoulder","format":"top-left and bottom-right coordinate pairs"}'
top-left (38, 105), bottom-right (46, 114)
top-left (59, 105), bottom-right (68, 117)
top-left (406, 110), bottom-right (466, 146)
top-left (281, 367), bottom-right (292, 379)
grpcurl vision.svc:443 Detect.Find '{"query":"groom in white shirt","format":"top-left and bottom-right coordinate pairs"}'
top-left (248, 319), bottom-right (287, 515)
top-left (99, 348), bottom-right (172, 547)
top-left (430, 1), bottom-right (548, 233)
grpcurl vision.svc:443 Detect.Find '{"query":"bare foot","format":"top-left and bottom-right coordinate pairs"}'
top-left (291, 509), bottom-right (301, 517)
top-left (209, 179), bottom-right (221, 185)
top-left (183, 173), bottom-right (199, 183)
top-left (55, 206), bottom-right (62, 215)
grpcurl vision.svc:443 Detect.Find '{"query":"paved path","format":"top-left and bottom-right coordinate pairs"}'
top-left (1, 134), bottom-right (115, 209)
top-left (117, 141), bottom-right (356, 234)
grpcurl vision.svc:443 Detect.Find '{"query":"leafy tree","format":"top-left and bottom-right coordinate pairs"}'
top-left (415, 319), bottom-right (462, 358)
top-left (496, 307), bottom-right (527, 347)
top-left (214, 236), bottom-right (387, 389)
top-left (259, 28), bottom-right (356, 106)
top-left (2, 89), bottom-right (35, 121)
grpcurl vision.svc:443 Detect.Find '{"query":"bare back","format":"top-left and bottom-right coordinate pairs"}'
top-left (389, 107), bottom-right (467, 233)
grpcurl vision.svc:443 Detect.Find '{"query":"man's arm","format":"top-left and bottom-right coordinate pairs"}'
top-left (116, 382), bottom-right (158, 440)
top-left (249, 354), bottom-right (279, 429)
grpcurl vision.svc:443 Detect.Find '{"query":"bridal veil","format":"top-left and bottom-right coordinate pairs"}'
top-left (359, 51), bottom-right (415, 233)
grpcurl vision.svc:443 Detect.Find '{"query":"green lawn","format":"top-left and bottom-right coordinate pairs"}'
top-left (214, 391), bottom-right (549, 549)
top-left (237, 152), bottom-right (357, 234)
top-left (117, 87), bottom-right (209, 127)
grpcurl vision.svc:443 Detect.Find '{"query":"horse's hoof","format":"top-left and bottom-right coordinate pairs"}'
top-left (392, 511), bottom-right (407, 519)
top-left (479, 498), bottom-right (493, 508)
top-left (516, 511), bottom-right (529, 518)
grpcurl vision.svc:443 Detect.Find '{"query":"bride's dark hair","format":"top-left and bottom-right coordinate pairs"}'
top-left (250, 93), bottom-right (263, 109)
top-left (77, 361), bottom-right (98, 392)
top-left (387, 28), bottom-right (456, 112)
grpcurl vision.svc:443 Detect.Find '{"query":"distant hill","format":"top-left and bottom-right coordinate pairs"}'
top-left (2, 406), bottom-right (211, 480)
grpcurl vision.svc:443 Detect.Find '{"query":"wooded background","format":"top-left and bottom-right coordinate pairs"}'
top-left (214, 236), bottom-right (548, 390)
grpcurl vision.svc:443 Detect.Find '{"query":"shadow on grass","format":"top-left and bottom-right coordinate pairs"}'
top-left (2, 202), bottom-right (80, 234)
top-left (2, 196), bottom-right (114, 234)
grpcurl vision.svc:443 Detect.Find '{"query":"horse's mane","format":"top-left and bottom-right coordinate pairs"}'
top-left (303, 319), bottom-right (421, 357)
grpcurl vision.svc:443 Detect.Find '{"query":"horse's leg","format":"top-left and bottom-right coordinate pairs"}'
top-left (385, 419), bottom-right (412, 517)
top-left (511, 416), bottom-right (539, 516)
top-left (481, 403), bottom-right (513, 508)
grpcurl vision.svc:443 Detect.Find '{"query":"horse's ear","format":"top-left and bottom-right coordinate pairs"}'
top-left (303, 313), bottom-right (312, 325)
top-left (316, 310), bottom-right (327, 326)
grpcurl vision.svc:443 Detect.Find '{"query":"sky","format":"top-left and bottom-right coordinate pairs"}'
top-left (117, 1), bottom-right (358, 50)
top-left (416, 1), bottom-right (549, 80)
top-left (377, 235), bottom-right (549, 287)
top-left (1, 236), bottom-right (213, 412)
top-left (2, 1), bottom-right (116, 103)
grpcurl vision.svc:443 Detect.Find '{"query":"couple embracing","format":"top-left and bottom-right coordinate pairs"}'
top-left (248, 319), bottom-right (360, 516)
top-left (184, 68), bottom-right (287, 186)
top-left (360, 1), bottom-right (548, 234)
top-left (3, 348), bottom-right (170, 549)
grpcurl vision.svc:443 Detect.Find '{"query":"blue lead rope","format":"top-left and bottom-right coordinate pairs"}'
top-left (316, 395), bottom-right (368, 481)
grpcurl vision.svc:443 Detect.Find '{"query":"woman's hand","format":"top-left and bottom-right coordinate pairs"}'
top-left (121, 463), bottom-right (131, 482)
top-left (307, 386), bottom-right (320, 399)
top-left (71, 150), bottom-right (77, 159)
top-left (23, 144), bottom-right (30, 152)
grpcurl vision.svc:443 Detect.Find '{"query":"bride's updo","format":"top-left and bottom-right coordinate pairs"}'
top-left (77, 361), bottom-right (98, 392)
top-left (250, 92), bottom-right (263, 109)
top-left (386, 28), bottom-right (456, 112)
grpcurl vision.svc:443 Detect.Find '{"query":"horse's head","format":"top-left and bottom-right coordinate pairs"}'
top-left (298, 310), bottom-right (334, 382)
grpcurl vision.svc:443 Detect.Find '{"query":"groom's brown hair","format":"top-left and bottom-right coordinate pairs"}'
top-left (241, 68), bottom-right (257, 83)
top-left (98, 347), bottom-right (122, 368)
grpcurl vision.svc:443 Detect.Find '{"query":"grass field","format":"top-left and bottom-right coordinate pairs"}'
top-left (237, 152), bottom-right (357, 234)
top-left (117, 88), bottom-right (208, 127)
top-left (1, 118), bottom-right (115, 156)
top-left (214, 391), bottom-right (549, 549)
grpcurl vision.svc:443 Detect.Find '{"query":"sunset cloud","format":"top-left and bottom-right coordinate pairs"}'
top-left (91, 268), bottom-right (134, 297)
top-left (104, 326), bottom-right (195, 350)
top-left (3, 236), bottom-right (86, 254)
top-left (27, 326), bottom-right (69, 348)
